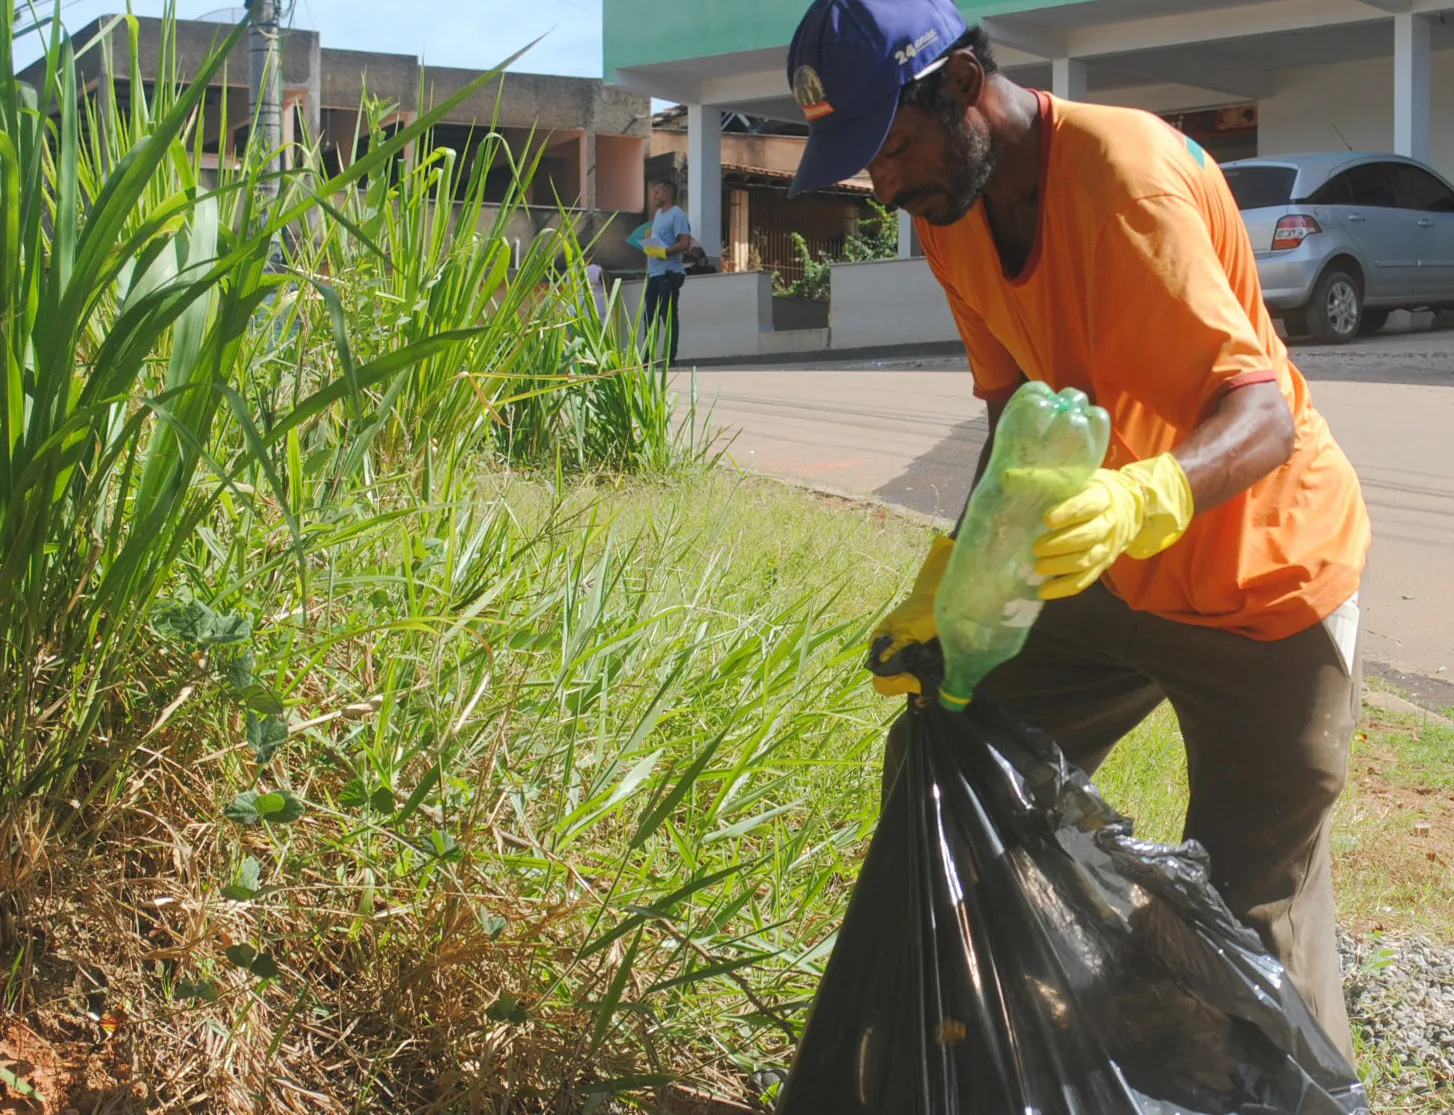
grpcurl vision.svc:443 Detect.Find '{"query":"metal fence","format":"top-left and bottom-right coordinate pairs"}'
top-left (738, 189), bottom-right (858, 281)
top-left (749, 227), bottom-right (844, 282)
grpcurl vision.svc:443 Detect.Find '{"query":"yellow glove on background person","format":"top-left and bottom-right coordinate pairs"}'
top-left (869, 534), bottom-right (956, 697)
top-left (644, 244), bottom-right (668, 260)
top-left (1033, 453), bottom-right (1194, 602)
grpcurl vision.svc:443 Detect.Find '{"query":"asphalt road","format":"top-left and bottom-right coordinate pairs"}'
top-left (685, 329), bottom-right (1454, 692)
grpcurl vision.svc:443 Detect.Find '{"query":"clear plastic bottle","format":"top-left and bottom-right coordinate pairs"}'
top-left (935, 382), bottom-right (1111, 712)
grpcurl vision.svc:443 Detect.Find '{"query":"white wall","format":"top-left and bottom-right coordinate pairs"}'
top-left (830, 258), bottom-right (959, 351)
top-left (617, 271), bottom-right (831, 363)
top-left (619, 271), bottom-right (770, 362)
top-left (1259, 49), bottom-right (1454, 181)
top-left (615, 260), bottom-right (965, 362)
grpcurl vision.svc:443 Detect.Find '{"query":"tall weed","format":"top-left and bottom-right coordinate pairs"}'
top-left (0, 5), bottom-right (688, 818)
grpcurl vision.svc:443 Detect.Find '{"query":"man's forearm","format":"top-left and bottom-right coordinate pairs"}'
top-left (1173, 381), bottom-right (1294, 512)
top-left (944, 381), bottom-right (1292, 553)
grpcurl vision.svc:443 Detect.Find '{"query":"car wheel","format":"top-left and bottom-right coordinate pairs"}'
top-left (1359, 309), bottom-right (1390, 336)
top-left (1307, 269), bottom-right (1362, 344)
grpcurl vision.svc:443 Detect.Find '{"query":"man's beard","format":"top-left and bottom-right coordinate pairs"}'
top-left (927, 111), bottom-right (1000, 226)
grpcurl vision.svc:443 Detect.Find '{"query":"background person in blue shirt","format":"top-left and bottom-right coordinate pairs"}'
top-left (642, 180), bottom-right (693, 365)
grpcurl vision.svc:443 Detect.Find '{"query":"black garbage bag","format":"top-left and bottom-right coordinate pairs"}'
top-left (775, 697), bottom-right (1370, 1115)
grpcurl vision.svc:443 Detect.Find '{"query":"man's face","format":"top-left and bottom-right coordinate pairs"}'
top-left (652, 183), bottom-right (668, 208)
top-left (867, 75), bottom-right (999, 227)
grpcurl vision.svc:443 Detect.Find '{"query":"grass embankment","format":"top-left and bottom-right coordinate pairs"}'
top-left (5, 471), bottom-right (1448, 1111)
top-left (2, 472), bottom-right (918, 1109)
top-left (3, 7), bottom-right (1447, 1110)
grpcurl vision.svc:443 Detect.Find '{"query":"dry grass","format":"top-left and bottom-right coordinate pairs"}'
top-left (0, 472), bottom-right (922, 1113)
top-left (0, 472), bottom-right (1447, 1113)
top-left (1333, 707), bottom-right (1454, 943)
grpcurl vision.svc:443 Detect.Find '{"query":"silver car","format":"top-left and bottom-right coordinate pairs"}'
top-left (1221, 152), bottom-right (1454, 344)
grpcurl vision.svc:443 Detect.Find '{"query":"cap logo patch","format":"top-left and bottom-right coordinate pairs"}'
top-left (793, 65), bottom-right (834, 121)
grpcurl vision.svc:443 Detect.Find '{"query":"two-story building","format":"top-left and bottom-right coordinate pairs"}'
top-left (24, 15), bottom-right (654, 273)
top-left (605, 0), bottom-right (1453, 263)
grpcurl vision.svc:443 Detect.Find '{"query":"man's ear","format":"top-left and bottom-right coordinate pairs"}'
top-left (942, 49), bottom-right (986, 109)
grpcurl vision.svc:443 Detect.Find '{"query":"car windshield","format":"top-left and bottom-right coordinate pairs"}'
top-left (1223, 165), bottom-right (1298, 210)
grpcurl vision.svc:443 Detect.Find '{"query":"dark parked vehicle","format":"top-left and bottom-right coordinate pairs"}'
top-left (1222, 152), bottom-right (1454, 343)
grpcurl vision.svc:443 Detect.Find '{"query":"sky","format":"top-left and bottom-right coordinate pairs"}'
top-left (15, 0), bottom-right (609, 79)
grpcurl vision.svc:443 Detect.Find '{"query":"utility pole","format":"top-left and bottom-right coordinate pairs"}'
top-left (245, 0), bottom-right (283, 221)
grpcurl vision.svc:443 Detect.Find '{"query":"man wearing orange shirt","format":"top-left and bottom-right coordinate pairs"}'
top-left (789, 0), bottom-right (1370, 1055)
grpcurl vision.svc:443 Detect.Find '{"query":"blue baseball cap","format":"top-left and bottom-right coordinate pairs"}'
top-left (787, 0), bottom-right (968, 197)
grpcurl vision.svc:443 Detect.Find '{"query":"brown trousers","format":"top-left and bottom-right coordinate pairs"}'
top-left (884, 582), bottom-right (1360, 1059)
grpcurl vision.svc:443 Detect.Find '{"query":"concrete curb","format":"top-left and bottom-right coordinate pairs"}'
top-left (730, 464), bottom-right (954, 533)
top-left (1363, 689), bottom-right (1453, 727)
top-left (684, 341), bottom-right (965, 370)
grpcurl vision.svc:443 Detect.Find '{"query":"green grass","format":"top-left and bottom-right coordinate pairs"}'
top-left (15, 471), bottom-right (933, 1107)
top-left (11, 455), bottom-right (1450, 1110)
top-left (1, 6), bottom-right (717, 1108)
top-left (1095, 702), bottom-right (1189, 845)
top-left (1334, 708), bottom-right (1454, 942)
top-left (3, 6), bottom-right (1448, 1111)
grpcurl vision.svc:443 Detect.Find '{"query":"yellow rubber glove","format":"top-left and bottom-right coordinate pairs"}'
top-left (1033, 453), bottom-right (1194, 602)
top-left (644, 244), bottom-right (668, 260)
top-left (869, 535), bottom-right (956, 696)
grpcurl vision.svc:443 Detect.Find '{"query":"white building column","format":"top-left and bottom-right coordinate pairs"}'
top-left (687, 103), bottom-right (723, 264)
top-left (897, 209), bottom-right (914, 258)
top-left (1052, 57), bottom-right (1087, 102)
top-left (1394, 12), bottom-right (1431, 163)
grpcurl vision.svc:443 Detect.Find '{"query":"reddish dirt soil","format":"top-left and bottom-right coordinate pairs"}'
top-left (0, 1019), bottom-right (134, 1114)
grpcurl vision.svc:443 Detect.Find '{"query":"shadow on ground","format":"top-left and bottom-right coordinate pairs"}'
top-left (872, 414), bottom-right (988, 521)
top-left (1297, 356), bottom-right (1454, 388)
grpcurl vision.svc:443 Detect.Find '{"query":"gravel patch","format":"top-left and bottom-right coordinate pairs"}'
top-left (1341, 933), bottom-right (1454, 1107)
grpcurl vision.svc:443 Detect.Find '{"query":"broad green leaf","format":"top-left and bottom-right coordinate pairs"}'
top-left (225, 789), bottom-right (304, 825)
top-left (485, 991), bottom-right (527, 1025)
top-left (339, 780), bottom-right (368, 810)
top-left (237, 684), bottom-right (285, 716)
top-left (227, 651), bottom-right (257, 691)
top-left (224, 791), bottom-right (265, 826)
top-left (424, 830), bottom-right (461, 861)
top-left (222, 855), bottom-right (262, 901)
top-left (152, 600), bottom-right (251, 646)
top-left (245, 713), bottom-right (288, 763)
top-left (152, 599), bottom-right (214, 642)
top-left (207, 614), bottom-right (253, 646)
top-left (261, 790), bottom-right (306, 824)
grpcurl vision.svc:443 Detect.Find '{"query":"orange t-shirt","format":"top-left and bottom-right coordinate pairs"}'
top-left (918, 92), bottom-right (1369, 641)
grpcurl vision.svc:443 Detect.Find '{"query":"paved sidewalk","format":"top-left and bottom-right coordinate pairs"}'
top-left (684, 331), bottom-right (1454, 694)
